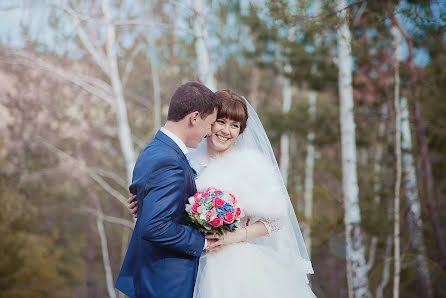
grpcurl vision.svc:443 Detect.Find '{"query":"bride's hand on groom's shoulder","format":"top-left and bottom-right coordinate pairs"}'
top-left (127, 194), bottom-right (138, 218)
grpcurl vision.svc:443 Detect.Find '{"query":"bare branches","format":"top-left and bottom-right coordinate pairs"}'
top-left (388, 10), bottom-right (414, 69)
top-left (122, 42), bottom-right (142, 88)
top-left (55, 3), bottom-right (110, 74)
top-left (80, 207), bottom-right (134, 229)
top-left (36, 136), bottom-right (128, 207)
top-left (2, 50), bottom-right (115, 107)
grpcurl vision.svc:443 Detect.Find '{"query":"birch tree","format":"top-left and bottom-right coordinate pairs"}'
top-left (400, 96), bottom-right (432, 297)
top-left (101, 0), bottom-right (136, 184)
top-left (388, 5), bottom-right (446, 268)
top-left (303, 90), bottom-right (316, 256)
top-left (279, 75), bottom-right (291, 185)
top-left (336, 1), bottom-right (371, 296)
top-left (391, 25), bottom-right (402, 298)
top-left (144, 3), bottom-right (161, 133)
top-left (193, 0), bottom-right (216, 91)
top-left (373, 104), bottom-right (393, 298)
top-left (302, 0), bottom-right (321, 258)
top-left (7, 2), bottom-right (139, 296)
top-left (10, 1), bottom-right (138, 184)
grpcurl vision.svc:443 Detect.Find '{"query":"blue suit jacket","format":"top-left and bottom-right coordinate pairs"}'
top-left (115, 131), bottom-right (205, 298)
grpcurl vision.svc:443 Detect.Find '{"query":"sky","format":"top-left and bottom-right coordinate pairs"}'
top-left (0, 0), bottom-right (441, 67)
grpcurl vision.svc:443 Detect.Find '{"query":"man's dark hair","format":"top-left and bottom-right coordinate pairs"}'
top-left (167, 82), bottom-right (221, 121)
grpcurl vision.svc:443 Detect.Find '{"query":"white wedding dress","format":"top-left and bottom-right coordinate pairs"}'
top-left (190, 145), bottom-right (316, 298)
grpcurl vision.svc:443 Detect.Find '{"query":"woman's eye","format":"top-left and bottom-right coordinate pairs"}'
top-left (232, 124), bottom-right (240, 128)
top-left (217, 120), bottom-right (225, 124)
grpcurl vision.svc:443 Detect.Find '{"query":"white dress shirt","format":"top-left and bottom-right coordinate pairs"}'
top-left (160, 127), bottom-right (188, 155)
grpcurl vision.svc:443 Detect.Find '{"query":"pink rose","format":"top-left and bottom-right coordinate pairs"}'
top-left (191, 203), bottom-right (200, 214)
top-left (209, 217), bottom-right (223, 227)
top-left (223, 212), bottom-right (235, 224)
top-left (214, 197), bottom-right (226, 208)
top-left (202, 192), bottom-right (210, 198)
top-left (234, 208), bottom-right (241, 217)
top-left (207, 187), bottom-right (217, 193)
top-left (194, 192), bottom-right (202, 202)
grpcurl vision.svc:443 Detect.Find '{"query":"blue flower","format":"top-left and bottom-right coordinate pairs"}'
top-left (223, 203), bottom-right (234, 212)
top-left (217, 208), bottom-right (226, 217)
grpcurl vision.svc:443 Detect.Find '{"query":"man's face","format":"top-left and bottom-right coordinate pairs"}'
top-left (188, 108), bottom-right (218, 148)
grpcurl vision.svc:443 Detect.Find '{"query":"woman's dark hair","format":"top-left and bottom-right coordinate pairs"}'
top-left (167, 82), bottom-right (221, 121)
top-left (215, 89), bottom-right (248, 133)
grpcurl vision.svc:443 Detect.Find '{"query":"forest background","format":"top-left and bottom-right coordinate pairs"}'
top-left (0, 0), bottom-right (445, 297)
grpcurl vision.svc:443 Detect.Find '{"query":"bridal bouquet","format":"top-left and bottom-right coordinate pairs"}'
top-left (185, 187), bottom-right (244, 236)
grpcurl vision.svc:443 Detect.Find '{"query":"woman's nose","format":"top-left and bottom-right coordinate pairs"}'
top-left (221, 124), bottom-right (230, 134)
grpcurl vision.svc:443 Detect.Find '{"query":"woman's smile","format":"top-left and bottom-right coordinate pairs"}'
top-left (216, 134), bottom-right (230, 142)
top-left (207, 118), bottom-right (241, 156)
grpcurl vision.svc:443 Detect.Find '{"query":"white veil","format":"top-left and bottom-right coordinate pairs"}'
top-left (190, 96), bottom-right (313, 275)
top-left (234, 97), bottom-right (313, 274)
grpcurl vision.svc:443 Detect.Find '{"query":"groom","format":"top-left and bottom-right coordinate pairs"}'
top-left (115, 82), bottom-right (221, 298)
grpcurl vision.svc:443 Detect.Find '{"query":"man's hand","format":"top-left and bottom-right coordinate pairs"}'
top-left (204, 230), bottom-right (245, 253)
top-left (127, 193), bottom-right (138, 219)
top-left (204, 237), bottom-right (221, 253)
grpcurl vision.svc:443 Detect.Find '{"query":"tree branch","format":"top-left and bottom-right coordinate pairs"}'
top-left (79, 207), bottom-right (134, 229)
top-left (388, 9), bottom-right (414, 69)
top-left (36, 136), bottom-right (128, 207)
top-left (3, 50), bottom-right (115, 107)
top-left (55, 3), bottom-right (110, 74)
top-left (122, 42), bottom-right (142, 88)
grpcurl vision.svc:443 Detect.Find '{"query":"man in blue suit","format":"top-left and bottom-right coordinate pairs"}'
top-left (115, 82), bottom-right (221, 298)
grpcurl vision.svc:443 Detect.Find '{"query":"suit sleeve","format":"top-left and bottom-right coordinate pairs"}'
top-left (139, 161), bottom-right (205, 257)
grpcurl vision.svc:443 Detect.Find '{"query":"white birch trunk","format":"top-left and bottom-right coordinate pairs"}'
top-left (391, 26), bottom-right (402, 298)
top-left (373, 104), bottom-right (391, 298)
top-left (240, 0), bottom-right (250, 16)
top-left (97, 211), bottom-right (117, 298)
top-left (374, 104), bottom-right (387, 203)
top-left (149, 45), bottom-right (161, 133)
top-left (279, 77), bottom-right (292, 185)
top-left (302, 0), bottom-right (320, 259)
top-left (290, 134), bottom-right (303, 211)
top-left (193, 0), bottom-right (216, 91)
top-left (377, 235), bottom-right (393, 298)
top-left (303, 90), bottom-right (316, 256)
top-left (102, 0), bottom-right (136, 184)
top-left (400, 97), bottom-right (433, 297)
top-left (337, 1), bottom-right (371, 296)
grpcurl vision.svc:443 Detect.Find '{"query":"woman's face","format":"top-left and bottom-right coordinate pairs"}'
top-left (207, 117), bottom-right (241, 155)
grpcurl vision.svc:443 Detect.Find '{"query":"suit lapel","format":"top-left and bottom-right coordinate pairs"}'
top-left (155, 130), bottom-right (197, 194)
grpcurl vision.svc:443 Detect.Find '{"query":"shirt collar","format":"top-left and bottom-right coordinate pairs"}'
top-left (160, 127), bottom-right (189, 155)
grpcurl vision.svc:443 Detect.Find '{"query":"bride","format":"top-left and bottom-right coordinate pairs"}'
top-left (129, 89), bottom-right (316, 298)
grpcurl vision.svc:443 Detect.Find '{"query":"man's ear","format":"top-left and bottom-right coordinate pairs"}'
top-left (189, 111), bottom-right (200, 125)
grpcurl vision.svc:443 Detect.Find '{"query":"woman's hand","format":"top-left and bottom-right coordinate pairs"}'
top-left (205, 229), bottom-right (246, 253)
top-left (127, 194), bottom-right (138, 218)
top-left (204, 221), bottom-right (270, 253)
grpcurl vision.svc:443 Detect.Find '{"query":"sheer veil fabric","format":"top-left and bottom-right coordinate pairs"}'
top-left (190, 96), bottom-right (313, 275)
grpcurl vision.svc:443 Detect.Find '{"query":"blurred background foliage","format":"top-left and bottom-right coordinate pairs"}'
top-left (0, 0), bottom-right (445, 297)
